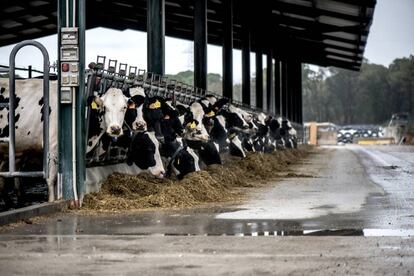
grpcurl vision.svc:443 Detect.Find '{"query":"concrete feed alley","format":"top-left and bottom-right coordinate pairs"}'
top-left (1, 145), bottom-right (414, 275)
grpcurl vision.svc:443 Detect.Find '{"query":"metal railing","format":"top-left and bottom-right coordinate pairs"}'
top-left (0, 40), bottom-right (50, 178)
top-left (84, 55), bottom-right (303, 165)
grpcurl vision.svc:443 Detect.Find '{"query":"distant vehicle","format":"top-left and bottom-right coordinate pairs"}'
top-left (388, 112), bottom-right (409, 127)
top-left (384, 112), bottom-right (412, 144)
top-left (337, 125), bottom-right (383, 144)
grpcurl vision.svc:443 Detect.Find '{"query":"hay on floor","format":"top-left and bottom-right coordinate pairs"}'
top-left (82, 146), bottom-right (312, 212)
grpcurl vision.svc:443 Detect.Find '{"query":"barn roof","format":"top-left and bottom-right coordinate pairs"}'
top-left (0, 0), bottom-right (376, 70)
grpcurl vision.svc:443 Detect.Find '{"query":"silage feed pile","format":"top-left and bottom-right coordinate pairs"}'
top-left (82, 147), bottom-right (311, 212)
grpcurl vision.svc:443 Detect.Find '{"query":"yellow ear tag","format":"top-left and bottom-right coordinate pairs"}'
top-left (149, 99), bottom-right (161, 109)
top-left (128, 102), bottom-right (136, 109)
top-left (187, 121), bottom-right (197, 129)
top-left (91, 101), bottom-right (98, 110)
top-left (177, 158), bottom-right (180, 165)
top-left (205, 110), bottom-right (215, 117)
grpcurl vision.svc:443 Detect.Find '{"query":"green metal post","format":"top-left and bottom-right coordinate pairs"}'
top-left (58, 0), bottom-right (73, 200)
top-left (77, 0), bottom-right (86, 199)
top-left (57, 0), bottom-right (85, 202)
top-left (147, 0), bottom-right (165, 75)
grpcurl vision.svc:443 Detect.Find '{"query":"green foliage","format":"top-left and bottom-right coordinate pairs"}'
top-left (165, 70), bottom-right (224, 94)
top-left (0, 73), bottom-right (23, 78)
top-left (302, 56), bottom-right (414, 125)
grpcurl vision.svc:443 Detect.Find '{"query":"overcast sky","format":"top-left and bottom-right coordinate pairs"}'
top-left (0, 0), bottom-right (413, 82)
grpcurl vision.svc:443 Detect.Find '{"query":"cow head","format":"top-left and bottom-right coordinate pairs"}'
top-left (176, 102), bottom-right (209, 142)
top-left (129, 86), bottom-right (146, 107)
top-left (123, 87), bottom-right (148, 133)
top-left (184, 119), bottom-right (209, 142)
top-left (127, 131), bottom-right (165, 178)
top-left (228, 129), bottom-right (246, 158)
top-left (220, 105), bottom-right (249, 130)
top-left (212, 98), bottom-right (229, 111)
top-left (93, 88), bottom-right (130, 137)
top-left (127, 104), bottom-right (147, 132)
top-left (171, 147), bottom-right (200, 179)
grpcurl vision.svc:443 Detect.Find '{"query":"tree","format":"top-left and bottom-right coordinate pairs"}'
top-left (302, 65), bottom-right (330, 122)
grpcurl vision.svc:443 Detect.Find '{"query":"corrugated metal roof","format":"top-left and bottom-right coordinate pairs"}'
top-left (0, 0), bottom-right (376, 70)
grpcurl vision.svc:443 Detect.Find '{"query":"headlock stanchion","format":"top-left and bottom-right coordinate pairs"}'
top-left (0, 40), bottom-right (50, 179)
top-left (84, 54), bottom-right (303, 167)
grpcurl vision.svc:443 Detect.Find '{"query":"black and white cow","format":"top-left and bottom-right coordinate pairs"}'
top-left (265, 116), bottom-right (285, 150)
top-left (251, 112), bottom-right (270, 152)
top-left (125, 87), bottom-right (201, 179)
top-left (281, 119), bottom-right (297, 149)
top-left (124, 87), bottom-right (165, 178)
top-left (174, 100), bottom-right (222, 166)
top-left (0, 79), bottom-right (131, 202)
top-left (0, 79), bottom-right (58, 202)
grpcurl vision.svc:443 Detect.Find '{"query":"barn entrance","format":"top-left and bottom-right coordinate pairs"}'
top-left (0, 41), bottom-right (51, 210)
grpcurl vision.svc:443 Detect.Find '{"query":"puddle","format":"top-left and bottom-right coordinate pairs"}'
top-left (108, 229), bottom-right (414, 237)
top-left (379, 165), bottom-right (400, 170)
top-left (362, 229), bottom-right (414, 237)
top-left (310, 204), bottom-right (336, 210)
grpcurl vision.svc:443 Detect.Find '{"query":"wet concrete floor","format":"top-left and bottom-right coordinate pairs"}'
top-left (1, 145), bottom-right (414, 275)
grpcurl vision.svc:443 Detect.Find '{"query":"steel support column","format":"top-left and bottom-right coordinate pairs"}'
top-left (254, 5), bottom-right (263, 110)
top-left (241, 6), bottom-right (251, 106)
top-left (255, 50), bottom-right (263, 109)
top-left (292, 62), bottom-right (298, 122)
top-left (147, 0), bottom-right (165, 75)
top-left (77, 0), bottom-right (86, 196)
top-left (222, 0), bottom-right (233, 99)
top-left (295, 62), bottom-right (303, 123)
top-left (281, 61), bottom-right (288, 117)
top-left (274, 59), bottom-right (281, 115)
top-left (266, 51), bottom-right (273, 113)
top-left (287, 62), bottom-right (294, 121)
top-left (57, 0), bottom-right (86, 202)
top-left (298, 63), bottom-right (303, 124)
top-left (291, 69), bottom-right (296, 122)
top-left (194, 0), bottom-right (207, 90)
top-left (289, 61), bottom-right (301, 122)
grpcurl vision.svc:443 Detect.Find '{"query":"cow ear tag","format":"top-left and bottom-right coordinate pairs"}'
top-left (177, 158), bottom-right (180, 165)
top-left (91, 101), bottom-right (98, 110)
top-left (187, 121), bottom-right (197, 129)
top-left (206, 110), bottom-right (215, 117)
top-left (128, 102), bottom-right (136, 109)
top-left (149, 99), bottom-right (161, 109)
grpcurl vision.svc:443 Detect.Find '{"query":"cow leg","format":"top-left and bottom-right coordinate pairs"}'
top-left (0, 178), bottom-right (18, 209)
top-left (14, 178), bottom-right (25, 208)
top-left (0, 177), bottom-right (9, 210)
top-left (47, 163), bottom-right (57, 202)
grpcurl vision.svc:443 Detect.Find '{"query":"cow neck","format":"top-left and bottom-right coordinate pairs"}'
top-left (165, 144), bottom-right (184, 178)
top-left (123, 118), bottom-right (134, 134)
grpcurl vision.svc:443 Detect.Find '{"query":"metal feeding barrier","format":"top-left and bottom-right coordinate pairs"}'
top-left (84, 55), bottom-right (295, 166)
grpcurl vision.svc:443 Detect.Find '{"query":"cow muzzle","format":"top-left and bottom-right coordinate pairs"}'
top-left (107, 125), bottom-right (122, 137)
top-left (152, 170), bottom-right (165, 179)
top-left (134, 121), bottom-right (147, 132)
top-left (188, 130), bottom-right (209, 142)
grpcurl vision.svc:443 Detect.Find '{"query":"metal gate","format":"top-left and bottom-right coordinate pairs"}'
top-left (0, 40), bottom-right (50, 179)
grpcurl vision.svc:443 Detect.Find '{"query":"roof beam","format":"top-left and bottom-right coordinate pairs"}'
top-left (271, 1), bottom-right (372, 24)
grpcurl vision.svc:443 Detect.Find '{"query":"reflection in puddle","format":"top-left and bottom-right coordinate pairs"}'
top-left (363, 229), bottom-right (414, 237)
top-left (128, 229), bottom-right (414, 237)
